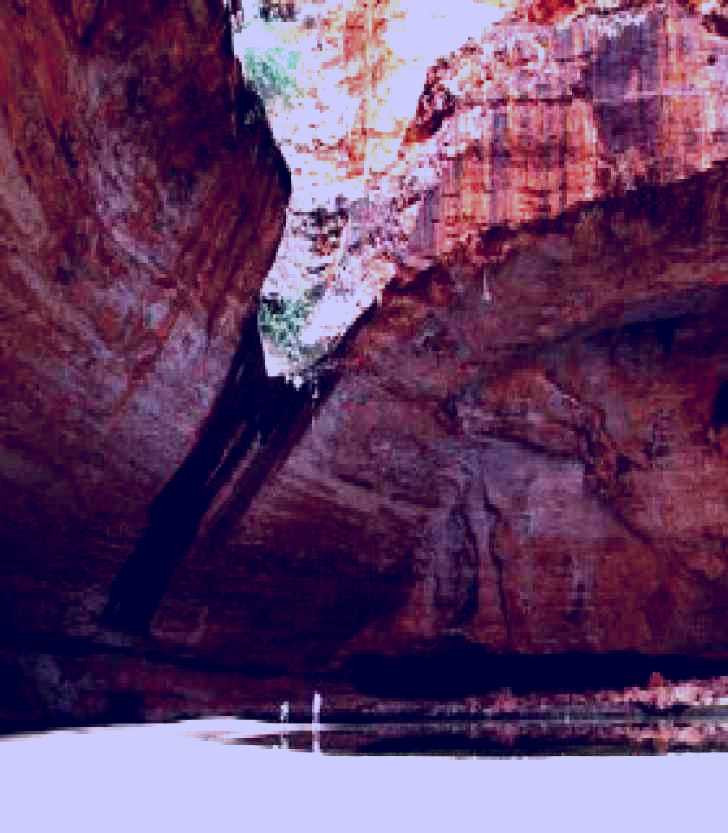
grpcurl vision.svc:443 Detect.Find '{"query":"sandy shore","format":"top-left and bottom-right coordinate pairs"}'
top-left (1, 718), bottom-right (724, 832)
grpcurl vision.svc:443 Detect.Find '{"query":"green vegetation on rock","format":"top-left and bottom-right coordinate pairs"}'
top-left (258, 280), bottom-right (328, 376)
top-left (242, 45), bottom-right (300, 104)
top-left (259, 294), bottom-right (311, 349)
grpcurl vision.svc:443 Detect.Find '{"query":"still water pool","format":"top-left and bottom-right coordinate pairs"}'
top-left (230, 717), bottom-right (728, 757)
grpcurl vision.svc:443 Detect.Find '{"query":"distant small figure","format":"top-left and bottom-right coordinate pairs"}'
top-left (482, 267), bottom-right (493, 304)
top-left (280, 700), bottom-right (290, 723)
top-left (648, 671), bottom-right (666, 689)
top-left (312, 690), bottom-right (322, 725)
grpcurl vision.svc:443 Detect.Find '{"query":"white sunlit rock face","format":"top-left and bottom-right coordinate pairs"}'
top-left (352, 1), bottom-right (728, 281)
top-left (235, 0), bottom-right (728, 378)
top-left (233, 0), bottom-right (511, 378)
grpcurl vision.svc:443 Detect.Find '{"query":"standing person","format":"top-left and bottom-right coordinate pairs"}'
top-left (312, 690), bottom-right (322, 725)
top-left (279, 700), bottom-right (290, 723)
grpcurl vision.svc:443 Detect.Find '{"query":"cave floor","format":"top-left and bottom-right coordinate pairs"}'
top-left (1, 718), bottom-right (724, 832)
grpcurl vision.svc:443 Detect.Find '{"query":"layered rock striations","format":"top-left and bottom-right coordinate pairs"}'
top-left (3, 0), bottom-right (728, 726)
top-left (0, 1), bottom-right (289, 643)
top-left (246, 0), bottom-right (511, 372)
top-left (153, 1), bottom-right (728, 674)
top-left (336, 1), bottom-right (728, 310)
top-left (255, 0), bottom-right (728, 375)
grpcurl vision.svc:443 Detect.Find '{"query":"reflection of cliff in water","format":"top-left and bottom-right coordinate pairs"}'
top-left (236, 718), bottom-right (728, 758)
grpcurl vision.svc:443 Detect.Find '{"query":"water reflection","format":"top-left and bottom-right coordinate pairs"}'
top-left (233, 717), bottom-right (728, 758)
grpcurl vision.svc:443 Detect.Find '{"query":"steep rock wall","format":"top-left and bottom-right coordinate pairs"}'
top-left (248, 0), bottom-right (512, 372)
top-left (256, 0), bottom-right (728, 375)
top-left (152, 1), bottom-right (728, 673)
top-left (160, 163), bottom-right (728, 674)
top-left (4, 0), bottom-right (728, 726)
top-left (0, 0), bottom-right (289, 642)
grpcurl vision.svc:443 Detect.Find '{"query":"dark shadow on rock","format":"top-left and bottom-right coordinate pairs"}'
top-left (346, 638), bottom-right (728, 698)
top-left (100, 295), bottom-right (382, 638)
top-left (101, 313), bottom-right (320, 635)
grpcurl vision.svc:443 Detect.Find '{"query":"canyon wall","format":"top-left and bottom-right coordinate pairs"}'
top-left (152, 0), bottom-right (728, 673)
top-left (247, 0), bottom-right (512, 372)
top-left (254, 0), bottom-right (728, 374)
top-left (0, 0), bottom-right (289, 669)
top-left (3, 0), bottom-right (728, 726)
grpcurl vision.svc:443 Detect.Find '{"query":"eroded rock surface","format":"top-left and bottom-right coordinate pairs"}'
top-left (255, 0), bottom-right (728, 375)
top-left (0, 0), bottom-right (289, 639)
top-left (153, 1), bottom-right (728, 674)
top-left (3, 0), bottom-right (728, 728)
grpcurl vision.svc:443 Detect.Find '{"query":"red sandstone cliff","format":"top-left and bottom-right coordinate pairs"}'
top-left (153, 1), bottom-right (728, 673)
top-left (0, 0), bottom-right (289, 640)
top-left (3, 0), bottom-right (728, 727)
